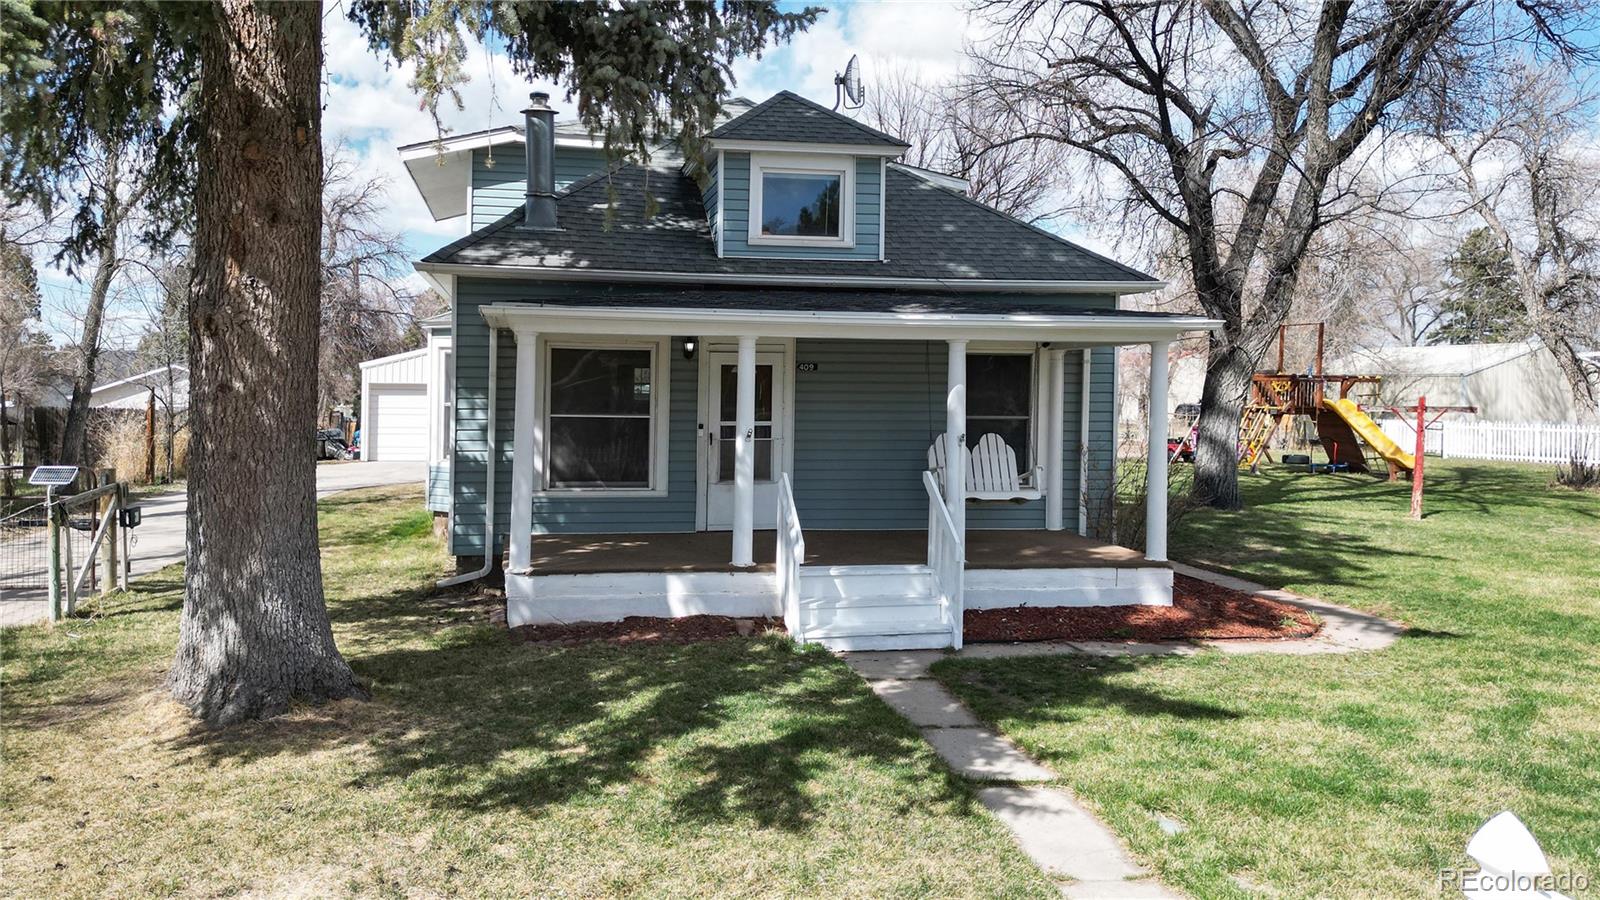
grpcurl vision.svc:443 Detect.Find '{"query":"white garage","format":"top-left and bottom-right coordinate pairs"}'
top-left (360, 348), bottom-right (431, 462)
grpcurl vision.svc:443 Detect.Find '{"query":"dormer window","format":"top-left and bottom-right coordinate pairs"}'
top-left (748, 153), bottom-right (854, 249)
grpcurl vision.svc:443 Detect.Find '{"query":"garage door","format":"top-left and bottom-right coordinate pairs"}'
top-left (368, 385), bottom-right (428, 461)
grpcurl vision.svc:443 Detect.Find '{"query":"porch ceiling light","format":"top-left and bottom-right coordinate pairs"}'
top-left (682, 337), bottom-right (698, 360)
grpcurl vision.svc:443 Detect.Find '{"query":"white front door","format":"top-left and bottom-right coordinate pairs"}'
top-left (702, 349), bottom-right (789, 530)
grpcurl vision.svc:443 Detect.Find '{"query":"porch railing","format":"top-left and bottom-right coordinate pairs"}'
top-left (776, 474), bottom-right (805, 642)
top-left (922, 470), bottom-right (965, 650)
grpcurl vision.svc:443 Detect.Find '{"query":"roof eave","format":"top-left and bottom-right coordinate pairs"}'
top-left (479, 301), bottom-right (1220, 343)
top-left (708, 138), bottom-right (907, 157)
top-left (415, 260), bottom-right (1165, 296)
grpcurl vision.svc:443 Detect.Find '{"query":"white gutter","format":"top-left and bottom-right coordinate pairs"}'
top-left (438, 328), bottom-right (498, 587)
top-left (478, 302), bottom-right (1221, 344)
top-left (414, 260), bottom-right (1167, 296)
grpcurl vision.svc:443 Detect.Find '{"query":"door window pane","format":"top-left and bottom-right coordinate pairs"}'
top-left (967, 354), bottom-right (1034, 468)
top-left (760, 173), bottom-right (842, 237)
top-left (718, 364), bottom-right (773, 421)
top-left (715, 425), bottom-right (773, 483)
top-left (546, 346), bottom-right (654, 489)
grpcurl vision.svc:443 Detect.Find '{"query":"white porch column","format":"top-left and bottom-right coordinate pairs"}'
top-left (508, 329), bottom-right (540, 573)
top-left (731, 335), bottom-right (758, 567)
top-left (1044, 348), bottom-right (1067, 531)
top-left (1078, 348), bottom-right (1092, 536)
top-left (1145, 341), bottom-right (1170, 562)
top-left (945, 340), bottom-right (967, 537)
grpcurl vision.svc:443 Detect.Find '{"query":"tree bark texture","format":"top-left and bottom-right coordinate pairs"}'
top-left (58, 154), bottom-right (120, 467)
top-left (169, 0), bottom-right (362, 727)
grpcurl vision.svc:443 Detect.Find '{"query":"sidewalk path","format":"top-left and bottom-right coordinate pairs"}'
top-left (843, 564), bottom-right (1403, 898)
top-left (0, 461), bottom-right (424, 628)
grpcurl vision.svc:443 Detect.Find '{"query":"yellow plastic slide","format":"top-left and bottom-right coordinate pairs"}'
top-left (1320, 398), bottom-right (1415, 472)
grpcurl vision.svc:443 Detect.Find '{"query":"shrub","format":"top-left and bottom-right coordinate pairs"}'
top-left (1554, 452), bottom-right (1600, 491)
top-left (93, 413), bottom-right (188, 484)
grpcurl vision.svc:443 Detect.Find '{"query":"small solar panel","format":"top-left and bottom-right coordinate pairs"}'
top-left (28, 465), bottom-right (79, 486)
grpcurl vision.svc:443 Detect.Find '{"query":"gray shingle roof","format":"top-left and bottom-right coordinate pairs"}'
top-left (709, 90), bottom-right (910, 148)
top-left (423, 164), bottom-right (1157, 285)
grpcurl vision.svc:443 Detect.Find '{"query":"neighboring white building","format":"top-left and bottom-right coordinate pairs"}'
top-left (1333, 339), bottom-right (1598, 422)
top-left (88, 365), bottom-right (189, 412)
top-left (358, 315), bottom-right (453, 513)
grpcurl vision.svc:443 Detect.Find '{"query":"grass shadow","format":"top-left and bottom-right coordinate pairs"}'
top-left (934, 653), bottom-right (1242, 728)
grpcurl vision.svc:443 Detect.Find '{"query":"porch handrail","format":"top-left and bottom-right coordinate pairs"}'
top-left (922, 470), bottom-right (964, 650)
top-left (777, 474), bottom-right (806, 641)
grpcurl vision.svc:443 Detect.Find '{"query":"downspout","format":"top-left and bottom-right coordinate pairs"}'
top-left (438, 327), bottom-right (498, 587)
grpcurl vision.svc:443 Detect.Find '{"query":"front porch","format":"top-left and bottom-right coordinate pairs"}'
top-left (511, 529), bottom-right (1174, 647)
top-left (476, 298), bottom-right (1217, 649)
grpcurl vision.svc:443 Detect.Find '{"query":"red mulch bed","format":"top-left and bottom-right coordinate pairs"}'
top-left (964, 573), bottom-right (1320, 643)
top-left (512, 615), bottom-right (785, 645)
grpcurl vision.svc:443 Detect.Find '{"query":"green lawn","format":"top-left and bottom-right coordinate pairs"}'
top-left (935, 460), bottom-right (1600, 898)
top-left (2, 486), bottom-right (1052, 898)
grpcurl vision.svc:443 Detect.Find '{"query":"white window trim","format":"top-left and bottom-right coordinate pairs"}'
top-left (966, 345), bottom-right (1044, 486)
top-left (537, 335), bottom-right (671, 498)
top-left (747, 152), bottom-right (855, 249)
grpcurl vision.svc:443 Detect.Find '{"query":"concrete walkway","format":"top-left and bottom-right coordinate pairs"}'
top-left (843, 565), bottom-right (1403, 898)
top-left (845, 649), bottom-right (1179, 898)
top-left (0, 461), bottom-right (425, 628)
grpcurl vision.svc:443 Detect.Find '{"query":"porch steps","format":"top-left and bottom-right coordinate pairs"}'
top-left (795, 563), bottom-right (954, 651)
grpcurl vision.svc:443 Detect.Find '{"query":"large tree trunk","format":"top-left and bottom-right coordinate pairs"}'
top-left (58, 177), bottom-right (120, 467)
top-left (1191, 340), bottom-right (1256, 510)
top-left (169, 0), bottom-right (362, 727)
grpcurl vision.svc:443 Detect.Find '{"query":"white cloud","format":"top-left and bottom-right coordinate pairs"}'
top-left (732, 1), bottom-right (977, 105)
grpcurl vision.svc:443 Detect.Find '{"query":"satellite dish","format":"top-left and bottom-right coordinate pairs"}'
top-left (833, 55), bottom-right (864, 111)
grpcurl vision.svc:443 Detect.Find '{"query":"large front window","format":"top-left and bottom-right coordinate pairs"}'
top-left (748, 153), bottom-right (855, 248)
top-left (546, 346), bottom-right (655, 490)
top-left (967, 353), bottom-right (1035, 469)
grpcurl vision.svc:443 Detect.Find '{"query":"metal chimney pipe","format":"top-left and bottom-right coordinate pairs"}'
top-left (522, 91), bottom-right (557, 229)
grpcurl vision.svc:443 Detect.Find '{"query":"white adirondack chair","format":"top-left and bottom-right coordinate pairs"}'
top-left (928, 432), bottom-right (1043, 501)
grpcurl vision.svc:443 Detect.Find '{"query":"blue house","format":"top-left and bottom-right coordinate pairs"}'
top-left (400, 90), bottom-right (1218, 650)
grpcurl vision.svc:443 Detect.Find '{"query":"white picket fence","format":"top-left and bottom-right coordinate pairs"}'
top-left (1378, 418), bottom-right (1600, 465)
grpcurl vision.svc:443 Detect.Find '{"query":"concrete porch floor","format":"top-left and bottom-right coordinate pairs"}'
top-left (528, 529), bottom-right (1165, 575)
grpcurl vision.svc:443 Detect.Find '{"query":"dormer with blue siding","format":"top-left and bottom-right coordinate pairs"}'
top-left (706, 91), bottom-right (908, 262)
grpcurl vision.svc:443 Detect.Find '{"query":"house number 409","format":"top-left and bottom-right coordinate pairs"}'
top-left (796, 362), bottom-right (819, 372)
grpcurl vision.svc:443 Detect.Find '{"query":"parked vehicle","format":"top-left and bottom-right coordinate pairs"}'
top-left (316, 428), bottom-right (355, 461)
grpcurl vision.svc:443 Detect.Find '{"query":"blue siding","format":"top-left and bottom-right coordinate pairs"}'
top-left (450, 279), bottom-right (699, 555)
top-left (450, 279), bottom-right (1121, 554)
top-left (704, 159), bottom-right (720, 244)
top-left (789, 336), bottom-right (1116, 530)
top-left (469, 146), bottom-right (611, 229)
top-left (719, 152), bottom-right (881, 260)
top-left (426, 463), bottom-right (450, 513)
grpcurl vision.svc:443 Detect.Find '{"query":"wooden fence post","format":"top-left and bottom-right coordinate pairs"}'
top-left (1410, 396), bottom-right (1426, 521)
top-left (145, 388), bottom-right (156, 484)
top-left (99, 468), bottom-right (119, 596)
